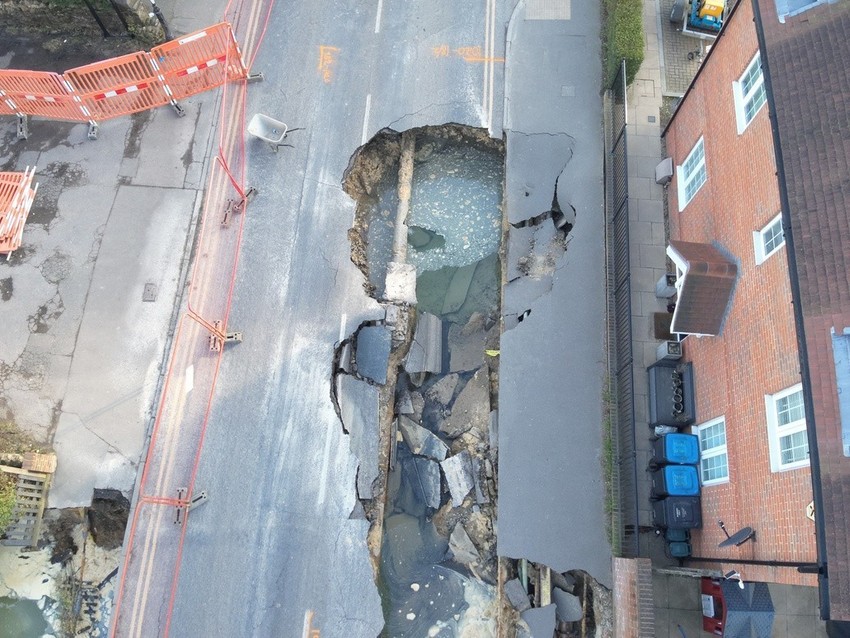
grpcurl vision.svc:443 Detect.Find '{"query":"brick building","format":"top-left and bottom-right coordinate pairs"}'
top-left (661, 0), bottom-right (850, 621)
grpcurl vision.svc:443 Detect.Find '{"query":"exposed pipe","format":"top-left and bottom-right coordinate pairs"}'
top-left (687, 556), bottom-right (822, 570)
top-left (750, 0), bottom-right (830, 619)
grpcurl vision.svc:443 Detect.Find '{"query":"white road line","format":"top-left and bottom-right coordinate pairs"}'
top-left (483, 0), bottom-right (491, 127)
top-left (374, 0), bottom-right (384, 33)
top-left (316, 414), bottom-right (335, 506)
top-left (338, 312), bottom-right (347, 342)
top-left (361, 94), bottom-right (372, 145)
top-left (487, 0), bottom-right (496, 128)
top-left (185, 365), bottom-right (194, 394)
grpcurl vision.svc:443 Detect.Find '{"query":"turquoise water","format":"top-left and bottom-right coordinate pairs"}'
top-left (0, 597), bottom-right (52, 638)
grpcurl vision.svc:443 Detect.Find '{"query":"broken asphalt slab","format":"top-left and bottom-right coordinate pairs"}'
top-left (355, 324), bottom-right (392, 384)
top-left (336, 374), bottom-right (381, 499)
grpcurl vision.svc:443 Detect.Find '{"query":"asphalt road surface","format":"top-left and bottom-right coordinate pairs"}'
top-left (157, 1), bottom-right (506, 636)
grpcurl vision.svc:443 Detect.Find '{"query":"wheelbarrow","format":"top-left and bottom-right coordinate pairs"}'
top-left (247, 113), bottom-right (289, 152)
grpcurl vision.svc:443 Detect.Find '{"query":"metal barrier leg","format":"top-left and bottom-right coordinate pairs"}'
top-left (16, 114), bottom-right (28, 140)
top-left (87, 122), bottom-right (99, 141)
top-left (247, 72), bottom-right (264, 84)
top-left (170, 100), bottom-right (186, 117)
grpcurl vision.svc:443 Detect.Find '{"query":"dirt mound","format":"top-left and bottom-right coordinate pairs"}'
top-left (0, 0), bottom-right (161, 72)
top-left (87, 488), bottom-right (129, 550)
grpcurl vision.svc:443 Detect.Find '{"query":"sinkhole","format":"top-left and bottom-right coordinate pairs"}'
top-left (342, 124), bottom-right (505, 635)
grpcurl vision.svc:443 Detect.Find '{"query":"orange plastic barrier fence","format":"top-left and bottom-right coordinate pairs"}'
top-left (0, 167), bottom-right (38, 256)
top-left (0, 96), bottom-right (15, 117)
top-left (0, 70), bottom-right (87, 122)
top-left (64, 51), bottom-right (168, 121)
top-left (151, 23), bottom-right (247, 101)
top-left (0, 22), bottom-right (247, 130)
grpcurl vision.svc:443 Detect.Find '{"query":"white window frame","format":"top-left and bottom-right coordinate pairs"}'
top-left (765, 384), bottom-right (810, 472)
top-left (733, 52), bottom-right (767, 134)
top-left (676, 137), bottom-right (707, 211)
top-left (753, 212), bottom-right (785, 265)
top-left (696, 417), bottom-right (729, 486)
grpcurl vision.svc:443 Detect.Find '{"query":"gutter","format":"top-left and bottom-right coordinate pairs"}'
top-left (661, 0), bottom-right (746, 138)
top-left (750, 0), bottom-right (830, 620)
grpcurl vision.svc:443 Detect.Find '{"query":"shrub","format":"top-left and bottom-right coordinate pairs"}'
top-left (604, 0), bottom-right (646, 86)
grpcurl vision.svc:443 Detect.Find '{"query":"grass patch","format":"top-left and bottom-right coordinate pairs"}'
top-left (0, 419), bottom-right (46, 456)
top-left (602, 0), bottom-right (646, 86)
top-left (601, 384), bottom-right (622, 556)
top-left (0, 472), bottom-right (15, 534)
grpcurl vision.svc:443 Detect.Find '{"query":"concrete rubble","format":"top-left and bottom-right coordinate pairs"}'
top-left (552, 587), bottom-right (583, 622)
top-left (440, 450), bottom-right (475, 507)
top-left (520, 604), bottom-right (557, 637)
top-left (448, 523), bottom-right (480, 566)
top-left (505, 578), bottom-right (532, 612)
top-left (440, 367), bottom-right (490, 438)
top-left (398, 415), bottom-right (449, 461)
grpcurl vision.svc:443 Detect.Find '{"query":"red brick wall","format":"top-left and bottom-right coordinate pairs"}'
top-left (663, 0), bottom-right (816, 586)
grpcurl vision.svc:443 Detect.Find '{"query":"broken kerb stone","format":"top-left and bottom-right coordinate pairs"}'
top-left (448, 523), bottom-right (480, 566)
top-left (505, 578), bottom-right (532, 612)
top-left (488, 410), bottom-right (498, 453)
top-left (398, 415), bottom-right (449, 462)
top-left (552, 587), bottom-right (583, 623)
top-left (404, 312), bottom-right (443, 375)
top-left (354, 325), bottom-right (392, 385)
top-left (440, 451), bottom-right (474, 507)
top-left (424, 372), bottom-right (460, 408)
top-left (440, 367), bottom-right (490, 439)
top-left (384, 262), bottom-right (417, 304)
top-left (471, 456), bottom-right (488, 505)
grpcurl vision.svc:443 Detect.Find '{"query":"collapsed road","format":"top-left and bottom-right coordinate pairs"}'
top-left (335, 124), bottom-right (503, 634)
top-left (0, 0), bottom-right (614, 634)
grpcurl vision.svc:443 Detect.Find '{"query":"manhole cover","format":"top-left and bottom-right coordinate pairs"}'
top-left (143, 283), bottom-right (158, 302)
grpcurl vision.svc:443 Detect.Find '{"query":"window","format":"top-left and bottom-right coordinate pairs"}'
top-left (766, 384), bottom-right (809, 471)
top-left (697, 417), bottom-right (729, 485)
top-left (753, 213), bottom-right (785, 264)
top-left (733, 52), bottom-right (767, 133)
top-left (676, 137), bottom-right (707, 210)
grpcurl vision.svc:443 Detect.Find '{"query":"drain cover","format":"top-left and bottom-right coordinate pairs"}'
top-left (143, 283), bottom-right (158, 302)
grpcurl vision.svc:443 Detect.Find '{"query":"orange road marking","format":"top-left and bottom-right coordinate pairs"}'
top-left (318, 46), bottom-right (340, 84)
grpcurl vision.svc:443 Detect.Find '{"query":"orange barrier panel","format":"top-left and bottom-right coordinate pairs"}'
top-left (1, 22), bottom-right (248, 134)
top-left (0, 167), bottom-right (38, 256)
top-left (0, 70), bottom-right (88, 121)
top-left (64, 51), bottom-right (169, 120)
top-left (0, 96), bottom-right (15, 116)
top-left (0, 69), bottom-right (67, 96)
top-left (151, 22), bottom-right (247, 101)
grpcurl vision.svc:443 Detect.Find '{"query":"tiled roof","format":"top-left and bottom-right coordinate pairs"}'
top-left (757, 0), bottom-right (850, 620)
top-left (668, 240), bottom-right (738, 336)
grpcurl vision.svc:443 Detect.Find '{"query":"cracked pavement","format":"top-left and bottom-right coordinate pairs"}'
top-left (0, 97), bottom-right (217, 508)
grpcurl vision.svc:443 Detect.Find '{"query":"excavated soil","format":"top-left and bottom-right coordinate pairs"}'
top-left (0, 0), bottom-right (161, 72)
